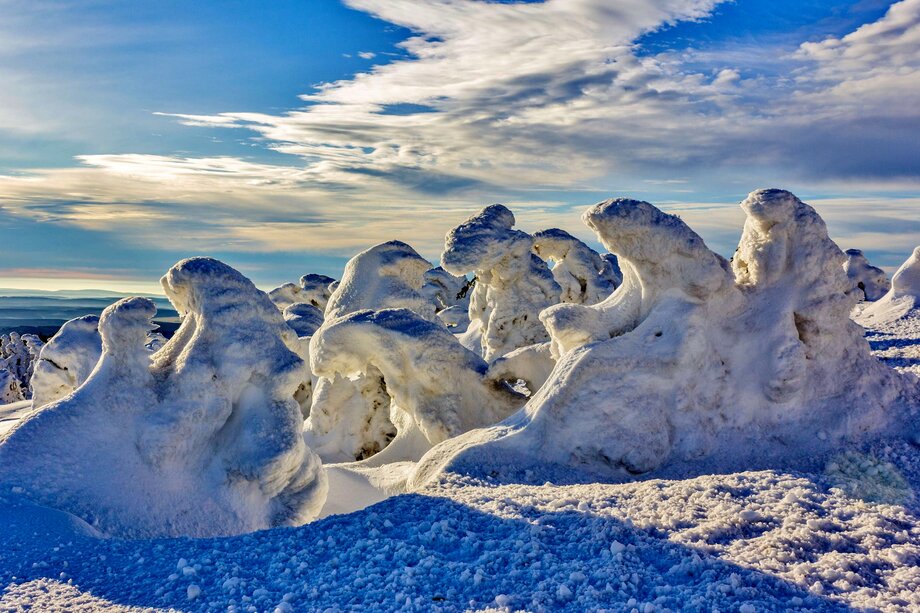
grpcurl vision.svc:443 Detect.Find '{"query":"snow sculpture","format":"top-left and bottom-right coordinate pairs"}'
top-left (532, 228), bottom-right (617, 305)
top-left (30, 315), bottom-right (103, 409)
top-left (0, 258), bottom-right (327, 538)
top-left (284, 302), bottom-right (325, 337)
top-left (310, 308), bottom-right (524, 463)
top-left (411, 189), bottom-right (917, 487)
top-left (844, 249), bottom-right (890, 301)
top-left (325, 241), bottom-right (434, 321)
top-left (856, 246), bottom-right (920, 326)
top-left (442, 205), bottom-right (561, 361)
top-left (0, 369), bottom-right (22, 403)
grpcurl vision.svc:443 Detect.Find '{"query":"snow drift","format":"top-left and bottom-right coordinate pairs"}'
top-left (856, 246), bottom-right (920, 326)
top-left (411, 189), bottom-right (920, 487)
top-left (442, 205), bottom-right (561, 361)
top-left (29, 315), bottom-right (102, 409)
top-left (0, 257), bottom-right (327, 538)
top-left (844, 248), bottom-right (890, 301)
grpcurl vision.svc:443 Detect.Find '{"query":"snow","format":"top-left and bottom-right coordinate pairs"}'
top-left (532, 227), bottom-right (618, 305)
top-left (844, 248), bottom-right (890, 301)
top-left (282, 302), bottom-right (324, 337)
top-left (310, 308), bottom-right (524, 462)
top-left (0, 331), bottom-right (42, 402)
top-left (412, 190), bottom-right (920, 487)
top-left (856, 245), bottom-right (920, 327)
top-left (29, 314), bottom-right (102, 409)
top-left (0, 192), bottom-right (919, 611)
top-left (325, 240), bottom-right (435, 322)
top-left (269, 274), bottom-right (337, 311)
top-left (2, 450), bottom-right (920, 611)
top-left (0, 258), bottom-right (327, 538)
top-left (442, 204), bottom-right (561, 361)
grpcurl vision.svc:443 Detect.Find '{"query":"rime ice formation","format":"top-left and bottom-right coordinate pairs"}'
top-left (30, 315), bottom-right (103, 409)
top-left (0, 332), bottom-right (43, 400)
top-left (306, 241), bottom-right (438, 462)
top-left (325, 241), bottom-right (435, 321)
top-left (310, 309), bottom-right (524, 463)
top-left (299, 274), bottom-right (337, 311)
top-left (844, 248), bottom-right (890, 301)
top-left (269, 274), bottom-right (337, 311)
top-left (442, 205), bottom-right (561, 361)
top-left (284, 302), bottom-right (325, 338)
top-left (0, 258), bottom-right (327, 538)
top-left (411, 190), bottom-right (918, 488)
top-left (486, 342), bottom-right (556, 396)
top-left (532, 228), bottom-right (617, 305)
top-left (422, 266), bottom-right (467, 311)
top-left (856, 246), bottom-right (920, 326)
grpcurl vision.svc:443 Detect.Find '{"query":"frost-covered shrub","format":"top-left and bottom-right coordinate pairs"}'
top-left (844, 249), bottom-right (890, 301)
top-left (411, 189), bottom-right (917, 487)
top-left (0, 258), bottom-right (327, 538)
top-left (307, 241), bottom-right (437, 461)
top-left (310, 308), bottom-right (524, 463)
top-left (422, 266), bottom-right (467, 311)
top-left (532, 228), bottom-right (617, 305)
top-left (0, 332), bottom-right (43, 401)
top-left (442, 205), bottom-right (560, 361)
top-left (855, 246), bottom-right (920, 325)
top-left (30, 315), bottom-right (102, 409)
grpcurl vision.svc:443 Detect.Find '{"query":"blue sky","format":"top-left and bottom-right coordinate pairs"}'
top-left (0, 0), bottom-right (917, 292)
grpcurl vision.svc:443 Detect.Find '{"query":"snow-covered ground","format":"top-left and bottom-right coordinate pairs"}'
top-left (0, 314), bottom-right (918, 612)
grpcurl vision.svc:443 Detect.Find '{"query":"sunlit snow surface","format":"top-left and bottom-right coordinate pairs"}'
top-left (0, 315), bottom-right (918, 611)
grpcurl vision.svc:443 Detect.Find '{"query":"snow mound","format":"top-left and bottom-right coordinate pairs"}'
top-left (532, 228), bottom-right (618, 305)
top-left (283, 302), bottom-right (325, 337)
top-left (411, 189), bottom-right (919, 487)
top-left (29, 315), bottom-right (102, 409)
top-left (844, 248), bottom-right (890, 301)
top-left (856, 246), bottom-right (920, 326)
top-left (0, 258), bottom-right (327, 538)
top-left (422, 266), bottom-right (467, 311)
top-left (442, 204), bottom-right (560, 361)
top-left (310, 308), bottom-right (525, 464)
top-left (325, 240), bottom-right (434, 321)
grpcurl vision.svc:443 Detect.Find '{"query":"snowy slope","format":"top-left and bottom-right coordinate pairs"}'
top-left (2, 444), bottom-right (919, 612)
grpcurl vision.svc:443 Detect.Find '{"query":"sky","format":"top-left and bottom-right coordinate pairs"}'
top-left (0, 0), bottom-right (918, 293)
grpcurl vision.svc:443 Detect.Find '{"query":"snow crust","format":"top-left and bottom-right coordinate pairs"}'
top-left (442, 205), bottom-right (561, 361)
top-left (856, 246), bottom-right (920, 326)
top-left (844, 248), bottom-right (890, 301)
top-left (412, 189), bottom-right (920, 487)
top-left (0, 258), bottom-right (327, 537)
top-left (29, 315), bottom-right (102, 409)
top-left (532, 228), bottom-right (618, 305)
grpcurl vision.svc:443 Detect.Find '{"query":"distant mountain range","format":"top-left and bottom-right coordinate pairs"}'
top-left (0, 292), bottom-right (179, 339)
